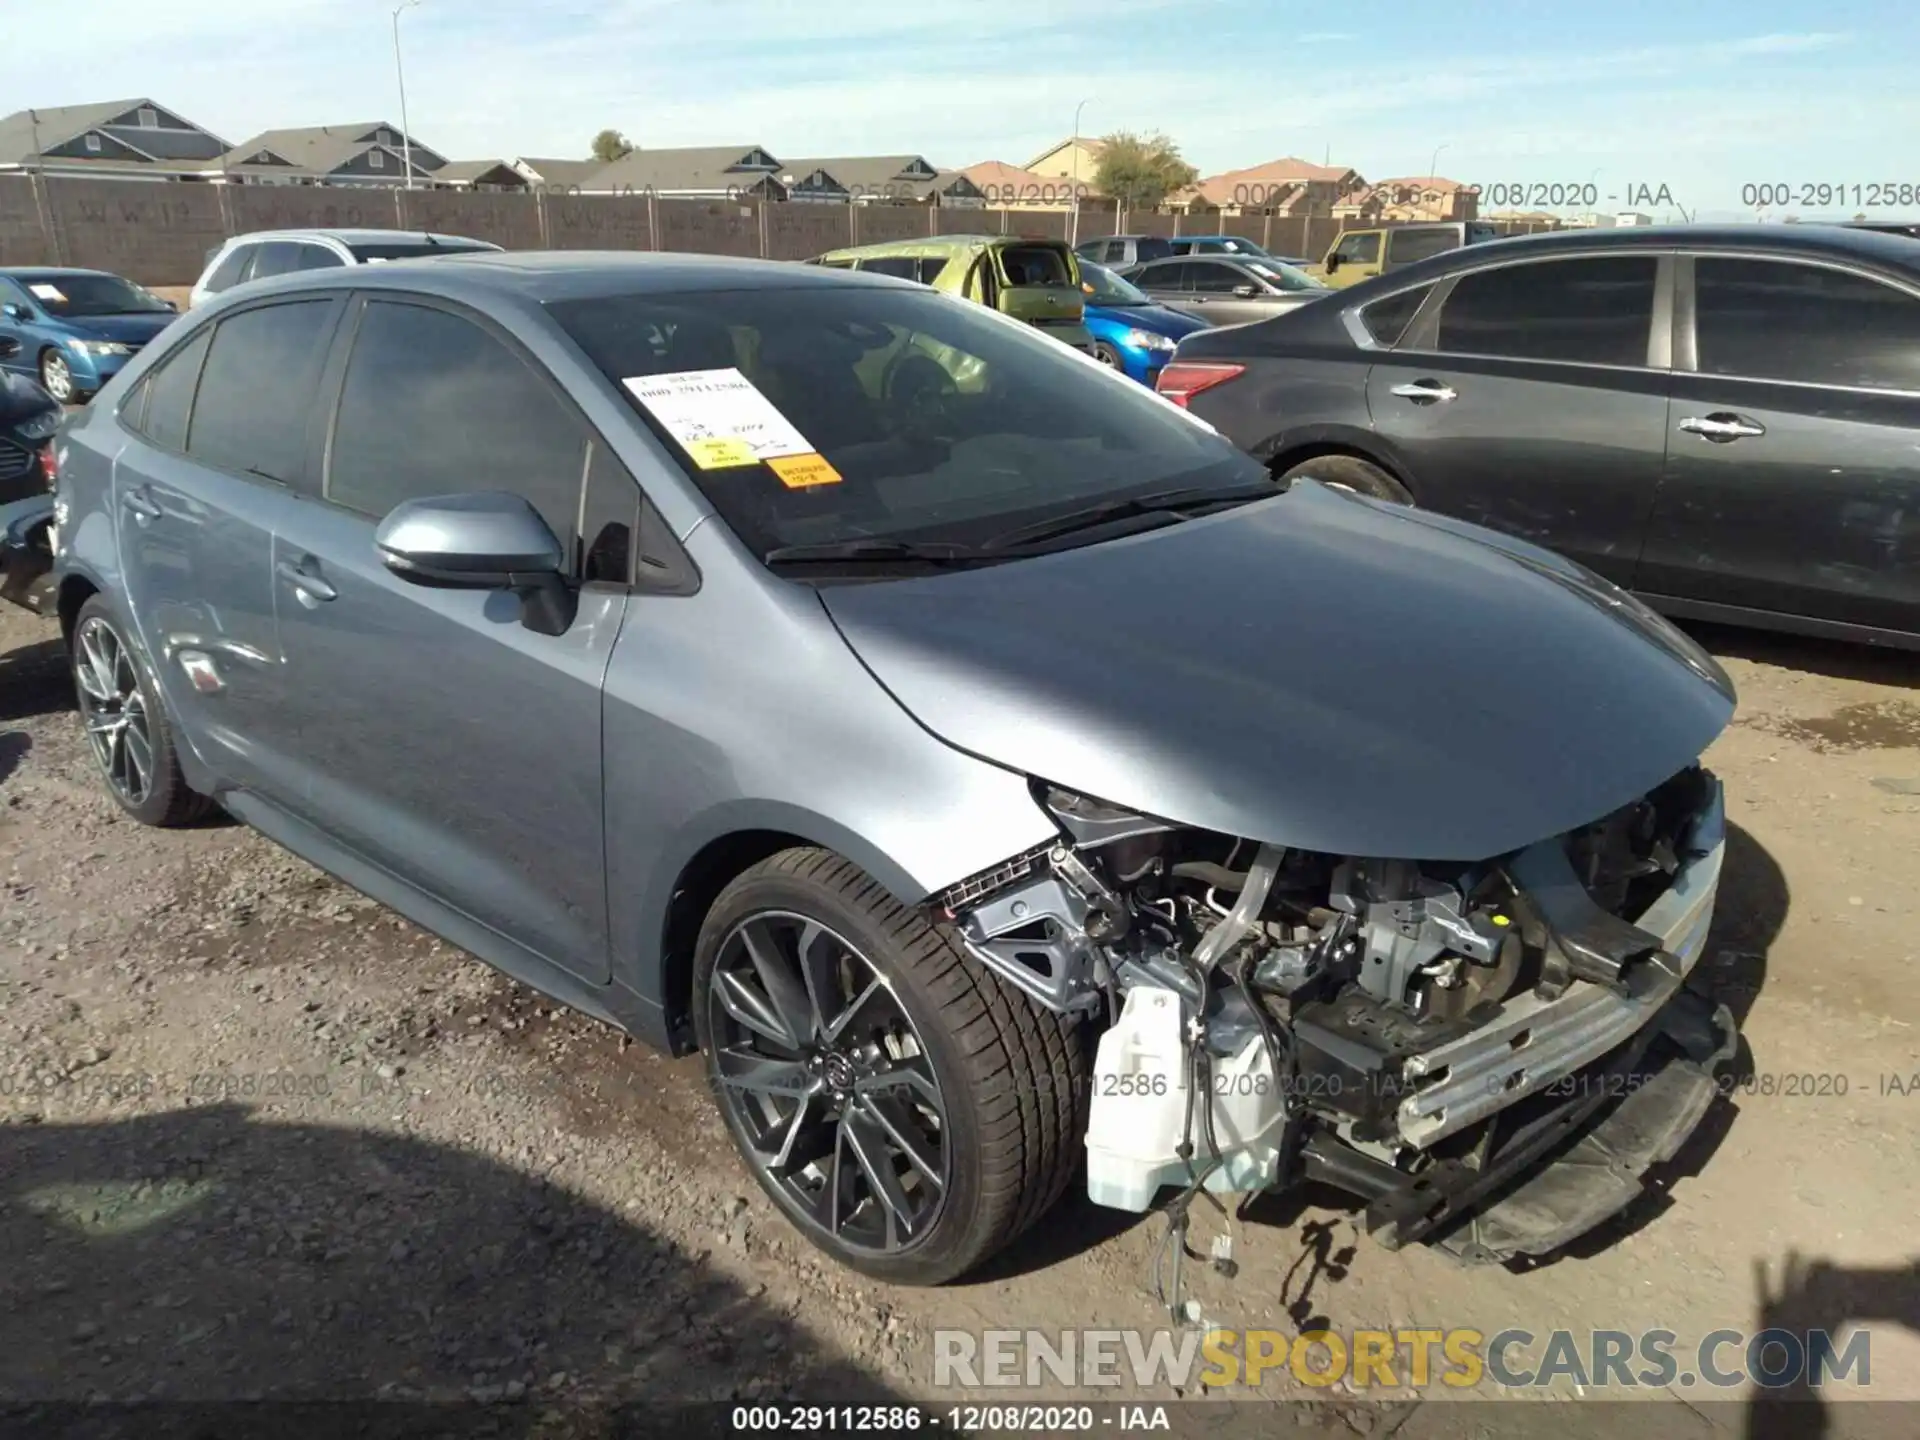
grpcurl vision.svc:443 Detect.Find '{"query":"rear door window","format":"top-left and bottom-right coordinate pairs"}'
top-left (185, 299), bottom-right (340, 487)
top-left (245, 242), bottom-right (307, 282)
top-left (1385, 228), bottom-right (1458, 266)
top-left (856, 256), bottom-right (918, 280)
top-left (1135, 261), bottom-right (1192, 292)
top-left (326, 299), bottom-right (587, 547)
top-left (295, 243), bottom-right (347, 272)
top-left (1693, 257), bottom-right (1920, 391)
top-left (1434, 256), bottom-right (1658, 367)
top-left (1331, 231), bottom-right (1381, 265)
top-left (998, 245), bottom-right (1071, 287)
top-left (1189, 262), bottom-right (1245, 294)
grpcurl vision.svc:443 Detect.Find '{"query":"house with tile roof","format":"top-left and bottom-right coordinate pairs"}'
top-left (1172, 156), bottom-right (1365, 216)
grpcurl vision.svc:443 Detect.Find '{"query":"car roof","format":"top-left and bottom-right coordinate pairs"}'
top-left (223, 228), bottom-right (494, 246)
top-left (198, 249), bottom-right (920, 305)
top-left (1411, 221), bottom-right (1920, 272)
top-left (0, 266), bottom-right (120, 278)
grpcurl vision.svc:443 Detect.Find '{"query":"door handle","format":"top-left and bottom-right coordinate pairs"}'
top-left (276, 558), bottom-right (337, 604)
top-left (1390, 380), bottom-right (1459, 404)
top-left (122, 488), bottom-right (162, 522)
top-left (1679, 413), bottom-right (1766, 442)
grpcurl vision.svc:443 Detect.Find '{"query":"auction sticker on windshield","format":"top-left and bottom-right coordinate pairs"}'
top-left (623, 367), bottom-right (814, 470)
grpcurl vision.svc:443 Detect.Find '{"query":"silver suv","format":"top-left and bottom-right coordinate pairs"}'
top-left (189, 228), bottom-right (500, 308)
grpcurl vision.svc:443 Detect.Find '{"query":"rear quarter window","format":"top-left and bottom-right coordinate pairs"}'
top-left (1356, 285), bottom-right (1434, 347)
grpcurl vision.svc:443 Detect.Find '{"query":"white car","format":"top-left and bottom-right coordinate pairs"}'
top-left (188, 228), bottom-right (502, 308)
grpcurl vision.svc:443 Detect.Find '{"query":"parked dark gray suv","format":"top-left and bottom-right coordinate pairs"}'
top-left (48, 252), bottom-right (1737, 1284)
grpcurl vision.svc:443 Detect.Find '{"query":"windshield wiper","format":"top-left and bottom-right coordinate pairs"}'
top-left (762, 538), bottom-right (994, 568)
top-left (986, 480), bottom-right (1281, 549)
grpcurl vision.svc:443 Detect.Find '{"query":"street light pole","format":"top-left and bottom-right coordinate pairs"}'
top-left (1070, 97), bottom-right (1092, 246)
top-left (392, 0), bottom-right (423, 191)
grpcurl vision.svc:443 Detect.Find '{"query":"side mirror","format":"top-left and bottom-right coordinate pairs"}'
top-left (1233, 284), bottom-right (1259, 298)
top-left (374, 491), bottom-right (576, 636)
top-left (0, 336), bottom-right (19, 361)
top-left (2, 302), bottom-right (27, 320)
top-left (164, 300), bottom-right (179, 313)
top-left (1324, 253), bottom-right (1341, 273)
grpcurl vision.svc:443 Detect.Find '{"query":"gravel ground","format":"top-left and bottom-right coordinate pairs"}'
top-left (3, 600), bottom-right (1917, 1434)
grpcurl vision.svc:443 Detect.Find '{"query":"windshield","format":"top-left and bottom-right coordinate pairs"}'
top-left (1079, 263), bottom-right (1149, 307)
top-left (551, 285), bottom-right (1264, 559)
top-left (1244, 260), bottom-right (1329, 292)
top-left (348, 240), bottom-right (500, 262)
top-left (20, 274), bottom-right (170, 317)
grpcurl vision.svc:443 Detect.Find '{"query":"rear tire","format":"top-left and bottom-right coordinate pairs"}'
top-left (692, 847), bottom-right (1089, 1285)
top-left (1276, 455), bottom-right (1412, 504)
top-left (70, 595), bottom-right (215, 828)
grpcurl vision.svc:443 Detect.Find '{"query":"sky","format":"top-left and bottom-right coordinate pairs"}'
top-left (19, 0), bottom-right (1920, 220)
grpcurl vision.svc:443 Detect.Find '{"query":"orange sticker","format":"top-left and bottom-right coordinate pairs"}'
top-left (767, 453), bottom-right (843, 489)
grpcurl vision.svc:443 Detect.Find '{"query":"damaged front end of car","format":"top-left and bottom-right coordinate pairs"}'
top-left (933, 764), bottom-right (1735, 1266)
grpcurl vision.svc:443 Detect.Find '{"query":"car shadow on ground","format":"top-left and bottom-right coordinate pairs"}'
top-left (1688, 621), bottom-right (1918, 693)
top-left (0, 635), bottom-right (70, 726)
top-left (1743, 1251), bottom-right (1920, 1440)
top-left (0, 1104), bottom-right (906, 1425)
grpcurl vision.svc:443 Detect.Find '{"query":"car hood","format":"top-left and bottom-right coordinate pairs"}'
top-left (59, 313), bottom-right (174, 345)
top-left (819, 483), bottom-right (1735, 861)
top-left (1086, 304), bottom-right (1209, 340)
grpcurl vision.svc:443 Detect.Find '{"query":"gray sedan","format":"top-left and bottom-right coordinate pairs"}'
top-left (1125, 254), bottom-right (1333, 324)
top-left (48, 251), bottom-right (1736, 1286)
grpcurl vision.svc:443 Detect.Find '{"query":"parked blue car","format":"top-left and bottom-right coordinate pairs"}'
top-left (0, 268), bottom-right (179, 405)
top-left (1078, 262), bottom-right (1209, 385)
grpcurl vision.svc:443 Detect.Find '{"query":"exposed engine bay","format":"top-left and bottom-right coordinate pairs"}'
top-left (936, 765), bottom-right (1733, 1269)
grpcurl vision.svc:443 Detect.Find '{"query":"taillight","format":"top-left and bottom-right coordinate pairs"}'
top-left (36, 444), bottom-right (56, 490)
top-left (1155, 361), bottom-right (1245, 408)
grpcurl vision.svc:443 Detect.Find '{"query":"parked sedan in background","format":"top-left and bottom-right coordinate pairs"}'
top-left (0, 267), bottom-right (179, 404)
top-left (1077, 261), bottom-right (1208, 384)
top-left (1161, 223), bottom-right (1920, 649)
top-left (1125, 254), bottom-right (1331, 325)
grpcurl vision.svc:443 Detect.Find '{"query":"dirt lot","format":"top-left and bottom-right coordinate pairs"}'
top-left (2, 597), bottom-right (1917, 1433)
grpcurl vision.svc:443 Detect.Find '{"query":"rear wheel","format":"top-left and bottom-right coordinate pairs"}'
top-left (692, 848), bottom-right (1089, 1285)
top-left (1276, 455), bottom-right (1411, 504)
top-left (70, 595), bottom-right (214, 827)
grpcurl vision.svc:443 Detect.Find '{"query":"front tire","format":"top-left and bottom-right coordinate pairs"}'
top-left (39, 349), bottom-right (81, 405)
top-left (70, 595), bottom-right (214, 827)
top-left (1276, 455), bottom-right (1412, 504)
top-left (692, 848), bottom-right (1089, 1285)
top-left (1091, 341), bottom-right (1125, 370)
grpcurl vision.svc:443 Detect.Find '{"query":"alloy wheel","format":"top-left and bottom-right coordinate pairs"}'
top-left (706, 911), bottom-right (948, 1255)
top-left (73, 615), bottom-right (153, 806)
top-left (40, 351), bottom-right (75, 404)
